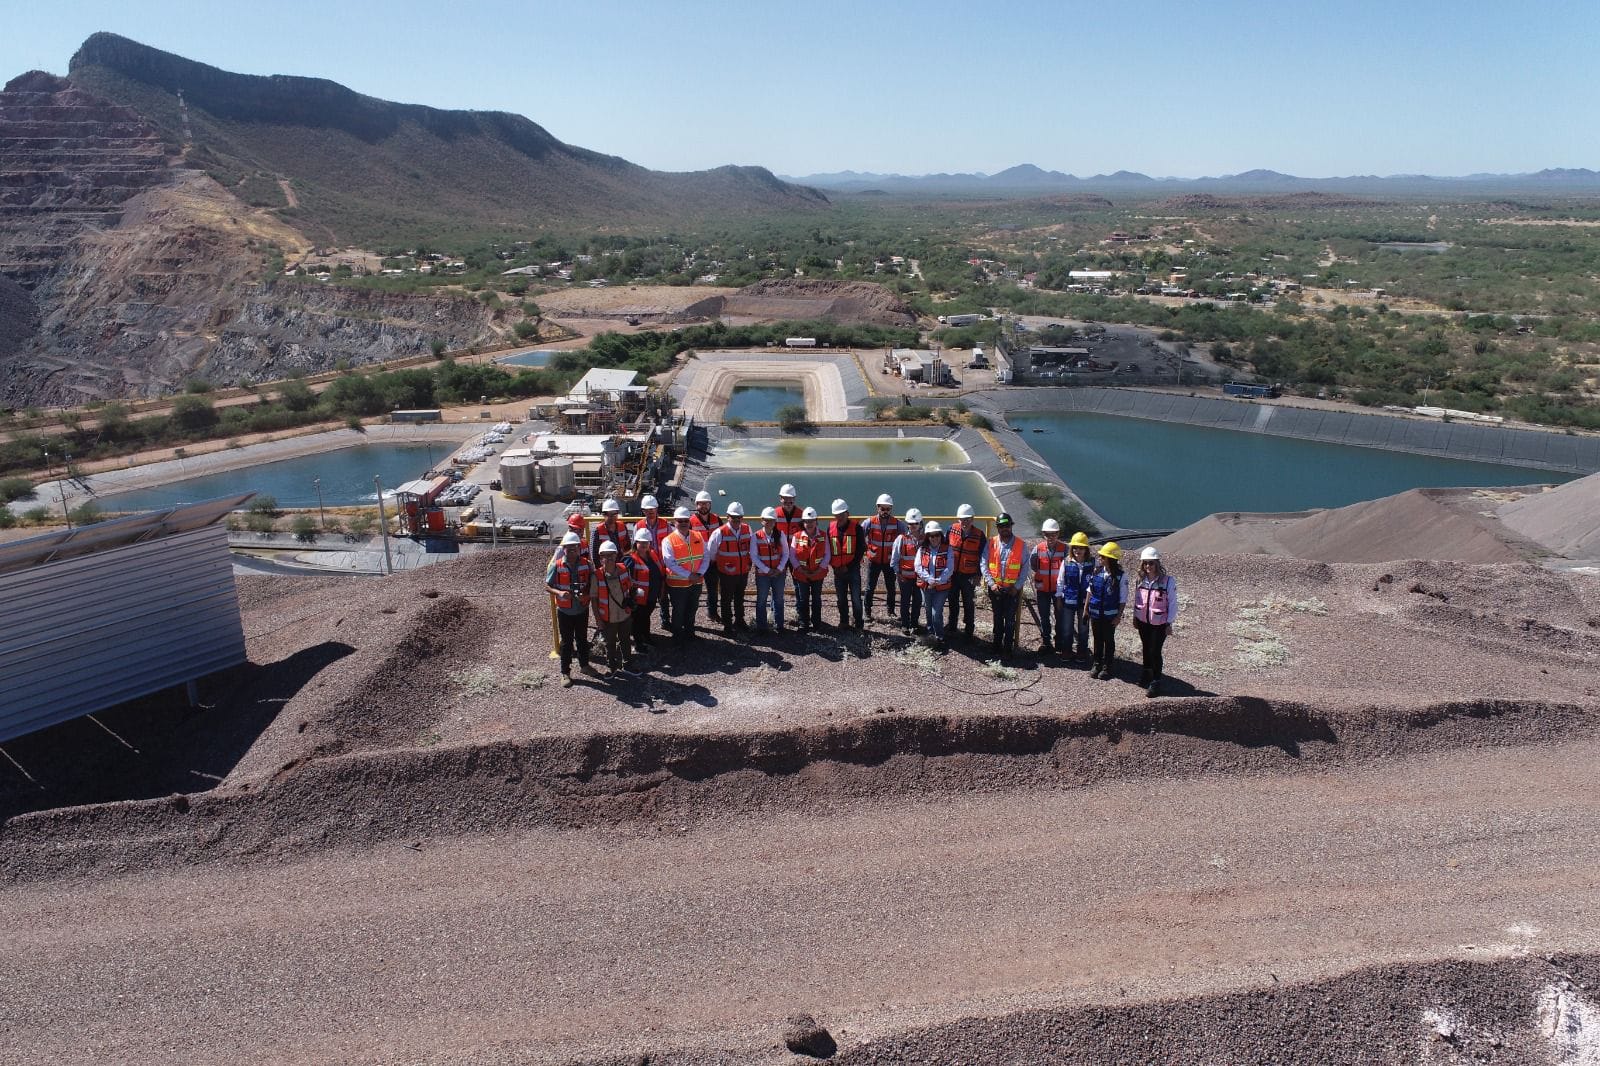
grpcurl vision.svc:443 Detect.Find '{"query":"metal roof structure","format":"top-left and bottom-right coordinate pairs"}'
top-left (0, 494), bottom-right (253, 743)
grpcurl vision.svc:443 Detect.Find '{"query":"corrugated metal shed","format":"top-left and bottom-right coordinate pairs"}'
top-left (0, 495), bottom-right (251, 743)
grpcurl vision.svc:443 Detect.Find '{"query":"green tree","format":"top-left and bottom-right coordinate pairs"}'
top-left (278, 378), bottom-right (318, 412)
top-left (170, 394), bottom-right (219, 433)
top-left (291, 514), bottom-right (319, 542)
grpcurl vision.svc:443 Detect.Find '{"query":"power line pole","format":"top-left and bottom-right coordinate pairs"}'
top-left (43, 449), bottom-right (72, 530)
top-left (374, 476), bottom-right (394, 575)
top-left (313, 477), bottom-right (327, 531)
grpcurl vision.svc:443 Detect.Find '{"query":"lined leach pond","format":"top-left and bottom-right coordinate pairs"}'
top-left (1009, 411), bottom-right (1576, 530)
top-left (96, 444), bottom-right (442, 511)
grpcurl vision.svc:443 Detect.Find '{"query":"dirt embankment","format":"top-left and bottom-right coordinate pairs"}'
top-left (717, 279), bottom-right (918, 327)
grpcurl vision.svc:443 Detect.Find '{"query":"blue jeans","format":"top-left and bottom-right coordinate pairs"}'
top-left (925, 588), bottom-right (949, 640)
top-left (755, 571), bottom-right (787, 629)
top-left (947, 571), bottom-right (977, 635)
top-left (989, 588), bottom-right (1020, 649)
top-left (833, 563), bottom-right (863, 626)
top-left (1059, 600), bottom-right (1089, 653)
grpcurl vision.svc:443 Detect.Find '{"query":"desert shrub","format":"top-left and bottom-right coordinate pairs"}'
top-left (291, 515), bottom-right (319, 542)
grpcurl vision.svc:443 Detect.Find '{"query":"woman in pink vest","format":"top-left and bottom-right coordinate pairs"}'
top-left (1131, 545), bottom-right (1178, 697)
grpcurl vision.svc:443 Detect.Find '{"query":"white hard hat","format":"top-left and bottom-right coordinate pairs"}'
top-left (1140, 546), bottom-right (1161, 562)
top-left (760, 506), bottom-right (777, 520)
top-left (802, 506), bottom-right (818, 520)
top-left (640, 494), bottom-right (659, 510)
top-left (876, 493), bottom-right (894, 507)
top-left (956, 504), bottom-right (975, 519)
top-left (1041, 518), bottom-right (1061, 533)
top-left (831, 498), bottom-right (848, 515)
top-left (598, 541), bottom-right (618, 554)
top-left (779, 483), bottom-right (797, 498)
top-left (673, 506), bottom-right (692, 520)
top-left (695, 490), bottom-right (713, 503)
top-left (601, 498), bottom-right (620, 514)
top-left (561, 531), bottom-right (581, 546)
top-left (632, 527), bottom-right (653, 544)
top-left (924, 520), bottom-right (943, 535)
top-left (905, 507), bottom-right (922, 525)
top-left (727, 502), bottom-right (745, 517)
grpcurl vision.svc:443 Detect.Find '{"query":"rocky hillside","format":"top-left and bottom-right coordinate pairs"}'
top-left (67, 32), bottom-right (829, 246)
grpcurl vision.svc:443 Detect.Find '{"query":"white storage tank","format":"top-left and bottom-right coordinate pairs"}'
top-left (499, 455), bottom-right (538, 498)
top-left (538, 455), bottom-right (576, 499)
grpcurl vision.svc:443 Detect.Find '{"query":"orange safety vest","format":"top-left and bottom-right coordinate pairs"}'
top-left (636, 515), bottom-right (671, 564)
top-left (755, 528), bottom-right (785, 570)
top-left (592, 565), bottom-right (635, 623)
top-left (950, 522), bottom-right (986, 575)
top-left (895, 533), bottom-right (921, 581)
top-left (715, 522), bottom-right (754, 575)
top-left (985, 535), bottom-right (1025, 587)
top-left (916, 545), bottom-right (952, 591)
top-left (548, 553), bottom-right (593, 610)
top-left (1031, 541), bottom-right (1069, 596)
top-left (664, 529), bottom-right (706, 587)
top-left (630, 551), bottom-right (657, 605)
top-left (829, 517), bottom-right (861, 569)
top-left (690, 509), bottom-right (720, 537)
top-left (591, 519), bottom-right (628, 555)
top-left (790, 529), bottom-right (829, 582)
top-left (775, 504), bottom-right (804, 540)
top-left (863, 514), bottom-right (905, 565)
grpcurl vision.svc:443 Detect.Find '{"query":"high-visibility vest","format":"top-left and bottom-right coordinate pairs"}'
top-left (863, 514), bottom-right (906, 565)
top-left (790, 530), bottom-right (829, 582)
top-left (950, 522), bottom-right (985, 575)
top-left (828, 518), bottom-right (860, 569)
top-left (715, 522), bottom-right (753, 575)
top-left (591, 519), bottom-right (628, 556)
top-left (1057, 557), bottom-right (1092, 605)
top-left (895, 533), bottom-right (920, 581)
top-left (1086, 567), bottom-right (1124, 619)
top-left (1031, 541), bottom-right (1069, 596)
top-left (664, 530), bottom-right (706, 588)
top-left (916, 545), bottom-right (952, 591)
top-left (548, 553), bottom-right (593, 609)
top-left (985, 536), bottom-right (1025, 587)
top-left (1133, 576), bottom-right (1176, 625)
top-left (630, 551), bottom-right (658, 605)
top-left (755, 528), bottom-right (785, 570)
top-left (636, 515), bottom-right (671, 564)
top-left (775, 504), bottom-right (804, 540)
top-left (592, 566), bottom-right (634, 623)
top-left (690, 509), bottom-right (720, 537)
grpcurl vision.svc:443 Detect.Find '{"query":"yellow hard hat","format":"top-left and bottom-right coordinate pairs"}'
top-left (1097, 541), bottom-right (1122, 561)
top-left (1068, 531), bottom-right (1091, 548)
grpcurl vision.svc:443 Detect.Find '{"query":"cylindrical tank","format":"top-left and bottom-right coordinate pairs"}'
top-left (538, 456), bottom-right (576, 500)
top-left (499, 455), bottom-right (538, 498)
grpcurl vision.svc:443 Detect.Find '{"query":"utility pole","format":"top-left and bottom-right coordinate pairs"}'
top-left (313, 477), bottom-right (327, 531)
top-left (44, 449), bottom-right (72, 530)
top-left (487, 492), bottom-right (498, 548)
top-left (373, 475), bottom-right (394, 575)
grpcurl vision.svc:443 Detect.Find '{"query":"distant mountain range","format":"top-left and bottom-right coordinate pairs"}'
top-left (66, 32), bottom-right (828, 245)
top-left (784, 164), bottom-right (1600, 197)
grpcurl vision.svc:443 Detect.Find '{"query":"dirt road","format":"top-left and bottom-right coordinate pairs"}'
top-left (5, 736), bottom-right (1597, 1064)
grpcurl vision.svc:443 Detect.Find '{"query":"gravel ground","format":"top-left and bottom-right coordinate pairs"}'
top-left (3, 548), bottom-right (1598, 1063)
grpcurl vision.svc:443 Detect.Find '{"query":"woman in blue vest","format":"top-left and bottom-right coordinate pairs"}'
top-left (1085, 541), bottom-right (1127, 680)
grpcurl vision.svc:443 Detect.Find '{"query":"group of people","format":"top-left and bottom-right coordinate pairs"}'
top-left (544, 484), bottom-right (1179, 696)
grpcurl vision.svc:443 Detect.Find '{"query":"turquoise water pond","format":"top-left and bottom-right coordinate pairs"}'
top-left (98, 444), bottom-right (441, 512)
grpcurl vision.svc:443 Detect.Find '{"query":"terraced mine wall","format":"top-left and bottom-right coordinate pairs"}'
top-left (982, 387), bottom-right (1600, 474)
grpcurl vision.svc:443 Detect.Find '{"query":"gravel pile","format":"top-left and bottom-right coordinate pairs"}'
top-left (1498, 470), bottom-right (1600, 560)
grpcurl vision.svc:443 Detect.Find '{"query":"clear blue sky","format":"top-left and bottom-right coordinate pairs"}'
top-left (5, 0), bottom-right (1597, 178)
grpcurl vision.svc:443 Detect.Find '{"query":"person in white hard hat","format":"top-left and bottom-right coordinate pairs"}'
top-left (788, 506), bottom-right (830, 631)
top-left (627, 526), bottom-right (663, 654)
top-left (661, 505), bottom-right (711, 641)
top-left (590, 541), bottom-right (637, 675)
top-left (546, 530), bottom-right (595, 685)
top-left (914, 520), bottom-right (955, 649)
top-left (888, 507), bottom-right (925, 635)
top-left (946, 502), bottom-right (987, 641)
top-left (590, 497), bottom-right (628, 557)
top-left (774, 483), bottom-right (803, 541)
top-left (862, 493), bottom-right (907, 625)
top-left (827, 498), bottom-right (864, 629)
top-left (1131, 545), bottom-right (1178, 697)
top-left (691, 490), bottom-right (721, 623)
top-left (1029, 519), bottom-right (1069, 656)
top-left (752, 506), bottom-right (791, 633)
top-left (635, 494), bottom-right (673, 631)
top-left (705, 502), bottom-right (753, 635)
